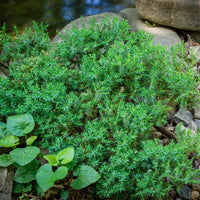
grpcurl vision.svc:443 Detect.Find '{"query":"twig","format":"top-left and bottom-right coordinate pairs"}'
top-left (51, 184), bottom-right (64, 189)
top-left (24, 194), bottom-right (42, 199)
top-left (154, 125), bottom-right (177, 143)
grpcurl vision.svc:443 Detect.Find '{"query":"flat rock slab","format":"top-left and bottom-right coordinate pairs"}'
top-left (119, 8), bottom-right (181, 51)
top-left (135, 0), bottom-right (200, 31)
top-left (52, 12), bottom-right (123, 44)
top-left (0, 167), bottom-right (14, 200)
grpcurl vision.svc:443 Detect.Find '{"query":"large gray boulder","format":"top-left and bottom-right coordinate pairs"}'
top-left (119, 8), bottom-right (181, 51)
top-left (52, 12), bottom-right (123, 44)
top-left (135, 0), bottom-right (200, 31)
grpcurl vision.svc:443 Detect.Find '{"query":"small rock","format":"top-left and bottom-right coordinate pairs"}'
top-left (170, 190), bottom-right (177, 198)
top-left (175, 124), bottom-right (186, 133)
top-left (158, 139), bottom-right (164, 145)
top-left (191, 191), bottom-right (200, 199)
top-left (163, 138), bottom-right (170, 145)
top-left (193, 159), bottom-right (199, 168)
top-left (187, 46), bottom-right (200, 61)
top-left (150, 131), bottom-right (162, 139)
top-left (167, 126), bottom-right (175, 132)
top-left (175, 124), bottom-right (197, 137)
top-left (188, 121), bottom-right (198, 134)
top-left (194, 103), bottom-right (200, 120)
top-left (173, 108), bottom-right (193, 126)
top-left (192, 184), bottom-right (200, 193)
top-left (195, 119), bottom-right (200, 131)
top-left (179, 185), bottom-right (191, 200)
top-left (193, 66), bottom-right (198, 72)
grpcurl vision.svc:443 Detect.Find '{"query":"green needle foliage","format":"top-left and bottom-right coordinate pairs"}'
top-left (0, 17), bottom-right (200, 199)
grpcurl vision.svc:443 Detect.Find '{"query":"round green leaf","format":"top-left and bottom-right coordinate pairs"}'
top-left (36, 164), bottom-right (68, 192)
top-left (14, 159), bottom-right (39, 183)
top-left (57, 147), bottom-right (74, 165)
top-left (0, 122), bottom-right (12, 139)
top-left (54, 166), bottom-right (68, 180)
top-left (26, 136), bottom-right (37, 146)
top-left (7, 114), bottom-right (35, 136)
top-left (43, 155), bottom-right (59, 166)
top-left (10, 146), bottom-right (40, 166)
top-left (0, 135), bottom-right (19, 147)
top-left (72, 165), bottom-right (101, 190)
top-left (0, 154), bottom-right (14, 167)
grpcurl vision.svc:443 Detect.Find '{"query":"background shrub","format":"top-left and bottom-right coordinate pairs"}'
top-left (0, 17), bottom-right (200, 199)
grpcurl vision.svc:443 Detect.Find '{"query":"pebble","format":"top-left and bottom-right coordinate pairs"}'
top-left (195, 119), bottom-right (200, 131)
top-left (179, 185), bottom-right (191, 200)
top-left (194, 103), bottom-right (200, 120)
top-left (173, 108), bottom-right (193, 126)
top-left (151, 131), bottom-right (162, 139)
top-left (175, 124), bottom-right (196, 137)
top-left (170, 190), bottom-right (177, 198)
top-left (192, 184), bottom-right (200, 192)
top-left (188, 120), bottom-right (198, 135)
top-left (167, 126), bottom-right (175, 132)
top-left (191, 191), bottom-right (200, 199)
top-left (157, 139), bottom-right (164, 145)
top-left (163, 138), bottom-right (170, 145)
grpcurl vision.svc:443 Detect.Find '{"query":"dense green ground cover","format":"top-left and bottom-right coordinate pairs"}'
top-left (1, 18), bottom-right (200, 199)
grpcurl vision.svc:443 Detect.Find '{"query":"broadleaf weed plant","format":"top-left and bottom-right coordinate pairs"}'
top-left (0, 17), bottom-right (200, 199)
top-left (0, 114), bottom-right (100, 199)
